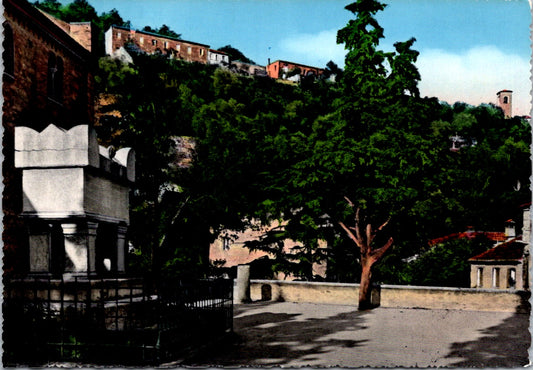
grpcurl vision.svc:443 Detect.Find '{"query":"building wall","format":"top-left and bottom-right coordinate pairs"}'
top-left (250, 280), bottom-right (529, 312)
top-left (231, 61), bottom-right (267, 76)
top-left (105, 26), bottom-right (209, 64)
top-left (266, 60), bottom-right (323, 80)
top-left (3, 0), bottom-right (95, 275)
top-left (207, 49), bottom-right (229, 66)
top-left (210, 220), bottom-right (327, 280)
top-left (470, 262), bottom-right (526, 290)
top-left (38, 10), bottom-right (92, 52)
top-left (497, 90), bottom-right (513, 118)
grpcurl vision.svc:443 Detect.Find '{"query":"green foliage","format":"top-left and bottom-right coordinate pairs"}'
top-left (61, 0), bottom-right (98, 22)
top-left (33, 0), bottom-right (62, 17)
top-left (142, 24), bottom-right (181, 39)
top-left (405, 236), bottom-right (494, 287)
top-left (217, 45), bottom-right (255, 64)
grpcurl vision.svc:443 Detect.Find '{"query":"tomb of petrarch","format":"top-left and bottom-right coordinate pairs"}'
top-left (15, 123), bottom-right (135, 277)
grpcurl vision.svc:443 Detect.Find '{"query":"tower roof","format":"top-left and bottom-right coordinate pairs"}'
top-left (497, 89), bottom-right (513, 95)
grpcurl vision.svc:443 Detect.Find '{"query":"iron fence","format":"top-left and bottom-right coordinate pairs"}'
top-left (3, 276), bottom-right (233, 366)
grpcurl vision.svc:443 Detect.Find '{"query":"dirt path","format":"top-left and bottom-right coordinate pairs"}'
top-left (183, 301), bottom-right (530, 367)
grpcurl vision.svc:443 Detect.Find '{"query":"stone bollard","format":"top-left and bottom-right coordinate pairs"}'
top-left (370, 284), bottom-right (381, 308)
top-left (235, 264), bottom-right (251, 303)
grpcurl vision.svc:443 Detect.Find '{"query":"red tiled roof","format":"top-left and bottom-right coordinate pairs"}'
top-left (428, 231), bottom-right (506, 246)
top-left (469, 239), bottom-right (525, 262)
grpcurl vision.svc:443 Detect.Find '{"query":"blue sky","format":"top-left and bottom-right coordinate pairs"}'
top-left (85, 0), bottom-right (531, 115)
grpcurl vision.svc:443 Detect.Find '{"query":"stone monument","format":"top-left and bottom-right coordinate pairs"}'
top-left (15, 123), bottom-right (134, 278)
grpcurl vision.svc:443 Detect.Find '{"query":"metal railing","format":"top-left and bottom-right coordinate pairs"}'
top-left (3, 276), bottom-right (233, 366)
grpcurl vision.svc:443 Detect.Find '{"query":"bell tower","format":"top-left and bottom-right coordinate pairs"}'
top-left (496, 90), bottom-right (513, 118)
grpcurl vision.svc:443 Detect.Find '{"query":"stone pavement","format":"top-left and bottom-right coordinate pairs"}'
top-left (183, 301), bottom-right (530, 367)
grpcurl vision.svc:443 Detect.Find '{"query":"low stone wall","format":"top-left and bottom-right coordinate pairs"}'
top-left (249, 280), bottom-right (530, 312)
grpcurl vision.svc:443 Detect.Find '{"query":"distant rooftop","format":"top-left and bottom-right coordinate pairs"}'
top-left (469, 239), bottom-right (526, 262)
top-left (111, 25), bottom-right (209, 47)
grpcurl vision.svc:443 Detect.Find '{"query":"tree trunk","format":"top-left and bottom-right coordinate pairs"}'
top-left (359, 258), bottom-right (374, 310)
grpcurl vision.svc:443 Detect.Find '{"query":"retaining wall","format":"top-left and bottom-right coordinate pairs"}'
top-left (249, 279), bottom-right (530, 312)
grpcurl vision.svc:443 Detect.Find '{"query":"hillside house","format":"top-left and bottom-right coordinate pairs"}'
top-left (469, 206), bottom-right (530, 290)
top-left (208, 49), bottom-right (229, 66)
top-left (266, 59), bottom-right (324, 81)
top-left (105, 25), bottom-right (209, 63)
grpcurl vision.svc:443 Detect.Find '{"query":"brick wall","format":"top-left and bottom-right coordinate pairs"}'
top-left (106, 26), bottom-right (209, 64)
top-left (266, 60), bottom-right (324, 80)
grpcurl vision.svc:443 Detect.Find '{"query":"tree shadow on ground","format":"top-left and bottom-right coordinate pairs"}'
top-left (184, 302), bottom-right (369, 366)
top-left (445, 297), bottom-right (531, 367)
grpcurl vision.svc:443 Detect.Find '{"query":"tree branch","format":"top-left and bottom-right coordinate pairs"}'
top-left (339, 221), bottom-right (363, 250)
top-left (370, 237), bottom-right (394, 262)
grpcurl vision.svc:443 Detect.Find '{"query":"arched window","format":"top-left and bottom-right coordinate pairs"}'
top-left (503, 96), bottom-right (508, 104)
top-left (3, 22), bottom-right (14, 77)
top-left (47, 53), bottom-right (63, 101)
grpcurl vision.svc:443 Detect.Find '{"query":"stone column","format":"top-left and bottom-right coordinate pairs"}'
top-left (235, 264), bottom-right (251, 303)
top-left (61, 223), bottom-right (88, 274)
top-left (116, 225), bottom-right (128, 274)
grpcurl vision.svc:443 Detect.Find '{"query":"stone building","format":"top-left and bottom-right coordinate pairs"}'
top-left (230, 60), bottom-right (267, 77)
top-left (208, 49), bottom-right (229, 66)
top-left (469, 206), bottom-right (530, 290)
top-left (468, 239), bottom-right (529, 290)
top-left (497, 89), bottom-right (513, 118)
top-left (105, 25), bottom-right (209, 63)
top-left (3, 0), bottom-right (134, 278)
top-left (266, 59), bottom-right (324, 81)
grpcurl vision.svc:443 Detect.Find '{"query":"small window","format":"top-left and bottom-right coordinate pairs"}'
top-left (200, 48), bottom-right (204, 56)
top-left (117, 32), bottom-right (121, 39)
top-left (187, 46), bottom-right (192, 54)
top-left (503, 96), bottom-right (508, 104)
top-left (508, 268), bottom-right (516, 289)
top-left (139, 36), bottom-right (144, 45)
top-left (164, 41), bottom-right (169, 49)
top-left (3, 22), bottom-right (14, 77)
top-left (477, 267), bottom-right (483, 288)
top-left (492, 267), bottom-right (500, 288)
top-left (152, 39), bottom-right (157, 46)
top-left (176, 44), bottom-right (180, 52)
top-left (47, 53), bottom-right (63, 102)
top-left (222, 237), bottom-right (231, 251)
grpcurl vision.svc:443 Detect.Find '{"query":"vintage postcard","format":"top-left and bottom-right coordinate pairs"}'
top-left (3, 0), bottom-right (531, 367)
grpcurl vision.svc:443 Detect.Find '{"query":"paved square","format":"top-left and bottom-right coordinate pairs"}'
top-left (185, 301), bottom-right (530, 367)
